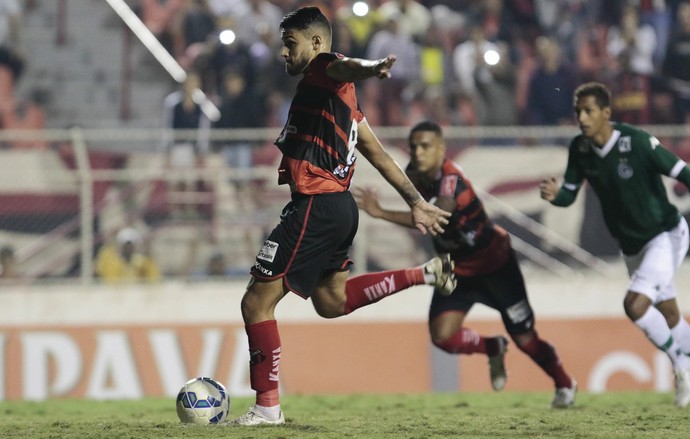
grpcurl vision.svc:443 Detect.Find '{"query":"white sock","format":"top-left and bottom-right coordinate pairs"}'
top-left (635, 307), bottom-right (690, 370)
top-left (671, 319), bottom-right (690, 355)
top-left (254, 404), bottom-right (281, 420)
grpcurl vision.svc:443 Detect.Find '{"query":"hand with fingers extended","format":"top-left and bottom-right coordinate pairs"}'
top-left (352, 187), bottom-right (385, 218)
top-left (373, 54), bottom-right (396, 79)
top-left (411, 198), bottom-right (450, 236)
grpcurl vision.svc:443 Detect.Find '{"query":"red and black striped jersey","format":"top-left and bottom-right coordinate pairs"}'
top-left (275, 52), bottom-right (365, 195)
top-left (413, 159), bottom-right (511, 276)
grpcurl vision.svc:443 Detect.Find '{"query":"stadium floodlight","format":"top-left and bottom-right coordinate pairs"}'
top-left (353, 2), bottom-right (369, 17)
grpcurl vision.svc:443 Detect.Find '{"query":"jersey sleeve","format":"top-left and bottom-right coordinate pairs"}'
top-left (646, 134), bottom-right (690, 189)
top-left (552, 140), bottom-right (584, 206)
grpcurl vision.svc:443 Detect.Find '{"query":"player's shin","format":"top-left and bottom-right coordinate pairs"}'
top-left (246, 320), bottom-right (282, 408)
top-left (343, 268), bottom-right (425, 314)
top-left (635, 307), bottom-right (690, 370)
top-left (671, 318), bottom-right (690, 355)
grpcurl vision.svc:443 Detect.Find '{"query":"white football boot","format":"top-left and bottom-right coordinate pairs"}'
top-left (488, 336), bottom-right (509, 391)
top-left (551, 378), bottom-right (577, 408)
top-left (423, 254), bottom-right (456, 296)
top-left (674, 369), bottom-right (690, 408)
top-left (230, 407), bottom-right (285, 426)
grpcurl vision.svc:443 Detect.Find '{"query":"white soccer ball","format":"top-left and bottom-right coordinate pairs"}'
top-left (176, 377), bottom-right (230, 424)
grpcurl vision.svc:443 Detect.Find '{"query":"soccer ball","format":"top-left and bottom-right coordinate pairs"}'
top-left (176, 377), bottom-right (230, 424)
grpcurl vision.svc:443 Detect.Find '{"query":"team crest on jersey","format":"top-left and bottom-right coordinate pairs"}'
top-left (257, 240), bottom-right (279, 262)
top-left (618, 136), bottom-right (631, 152)
top-left (617, 160), bottom-right (633, 179)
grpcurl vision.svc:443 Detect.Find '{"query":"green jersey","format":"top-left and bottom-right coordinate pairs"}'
top-left (553, 122), bottom-right (690, 255)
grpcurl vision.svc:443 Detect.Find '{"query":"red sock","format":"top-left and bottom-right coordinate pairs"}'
top-left (246, 320), bottom-right (281, 407)
top-left (434, 327), bottom-right (489, 354)
top-left (518, 335), bottom-right (572, 388)
top-left (344, 267), bottom-right (425, 314)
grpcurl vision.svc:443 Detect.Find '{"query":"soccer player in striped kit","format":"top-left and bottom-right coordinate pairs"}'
top-left (541, 82), bottom-right (690, 407)
top-left (231, 7), bottom-right (455, 426)
top-left (356, 121), bottom-right (576, 408)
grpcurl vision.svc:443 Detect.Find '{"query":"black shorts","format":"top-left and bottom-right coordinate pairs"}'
top-left (251, 191), bottom-right (358, 298)
top-left (428, 250), bottom-right (535, 334)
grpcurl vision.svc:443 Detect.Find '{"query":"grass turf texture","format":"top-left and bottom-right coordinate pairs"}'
top-left (1, 392), bottom-right (689, 438)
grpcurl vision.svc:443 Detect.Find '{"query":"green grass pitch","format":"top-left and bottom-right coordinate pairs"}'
top-left (1, 392), bottom-right (689, 438)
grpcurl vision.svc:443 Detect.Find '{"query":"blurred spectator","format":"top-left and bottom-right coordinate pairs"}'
top-left (377, 0), bottom-right (432, 42)
top-left (213, 67), bottom-right (265, 170)
top-left (0, 0), bottom-right (23, 82)
top-left (663, 0), bottom-right (690, 124)
top-left (575, 20), bottom-right (612, 83)
top-left (452, 23), bottom-right (518, 127)
top-left (139, 0), bottom-right (185, 54)
top-left (335, 3), bottom-right (383, 59)
top-left (232, 0), bottom-right (283, 47)
top-left (638, 0), bottom-right (673, 67)
top-left (196, 15), bottom-right (256, 96)
top-left (533, 0), bottom-right (587, 61)
top-left (607, 4), bottom-right (657, 77)
top-left (205, 251), bottom-right (234, 277)
top-left (469, 0), bottom-right (520, 45)
top-left (365, 13), bottom-right (420, 126)
top-left (95, 228), bottom-right (161, 283)
top-left (525, 36), bottom-right (578, 126)
top-left (0, 245), bottom-right (18, 279)
top-left (178, 0), bottom-right (217, 54)
top-left (607, 4), bottom-right (656, 124)
top-left (162, 72), bottom-right (211, 219)
top-left (408, 23), bottom-right (453, 125)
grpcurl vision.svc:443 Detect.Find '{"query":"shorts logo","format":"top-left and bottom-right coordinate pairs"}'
top-left (257, 240), bottom-right (279, 262)
top-left (506, 299), bottom-right (531, 324)
top-left (254, 261), bottom-right (273, 276)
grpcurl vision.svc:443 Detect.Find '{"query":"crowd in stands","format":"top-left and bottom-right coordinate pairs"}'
top-left (0, 0), bottom-right (46, 146)
top-left (142, 0), bottom-right (690, 130)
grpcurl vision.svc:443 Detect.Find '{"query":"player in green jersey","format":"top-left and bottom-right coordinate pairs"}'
top-left (540, 82), bottom-right (690, 407)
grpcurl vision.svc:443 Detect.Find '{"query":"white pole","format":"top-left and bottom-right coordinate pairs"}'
top-left (105, 0), bottom-right (220, 121)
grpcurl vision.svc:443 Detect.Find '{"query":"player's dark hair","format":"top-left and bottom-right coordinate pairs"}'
top-left (280, 7), bottom-right (331, 39)
top-left (574, 82), bottom-right (611, 109)
top-left (409, 120), bottom-right (443, 141)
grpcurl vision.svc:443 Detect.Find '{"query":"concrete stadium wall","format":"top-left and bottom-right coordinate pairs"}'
top-left (2, 263), bottom-right (690, 400)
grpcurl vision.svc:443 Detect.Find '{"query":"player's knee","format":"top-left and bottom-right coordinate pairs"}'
top-left (429, 327), bottom-right (454, 350)
top-left (623, 292), bottom-right (651, 321)
top-left (312, 301), bottom-right (344, 319)
top-left (240, 288), bottom-right (267, 320)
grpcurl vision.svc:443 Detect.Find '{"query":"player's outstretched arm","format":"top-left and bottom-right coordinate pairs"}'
top-left (326, 54), bottom-right (396, 82)
top-left (352, 186), bottom-right (416, 228)
top-left (355, 120), bottom-right (450, 235)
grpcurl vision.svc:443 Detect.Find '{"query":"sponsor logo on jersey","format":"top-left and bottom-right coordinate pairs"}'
top-left (618, 136), bottom-right (631, 152)
top-left (617, 160), bottom-right (633, 179)
top-left (257, 240), bottom-right (279, 262)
